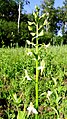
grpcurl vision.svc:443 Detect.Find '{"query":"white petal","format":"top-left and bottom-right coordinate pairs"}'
top-left (48, 91), bottom-right (52, 96)
top-left (27, 102), bottom-right (38, 115)
top-left (27, 52), bottom-right (32, 56)
top-left (27, 107), bottom-right (32, 112)
top-left (32, 108), bottom-right (38, 114)
top-left (37, 66), bottom-right (43, 70)
top-left (27, 76), bottom-right (32, 80)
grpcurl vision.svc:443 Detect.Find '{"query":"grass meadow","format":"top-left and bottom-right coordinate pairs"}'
top-left (0, 45), bottom-right (67, 119)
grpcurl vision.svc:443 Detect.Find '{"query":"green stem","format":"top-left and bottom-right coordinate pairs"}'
top-left (36, 54), bottom-right (38, 109)
top-left (35, 23), bottom-right (38, 119)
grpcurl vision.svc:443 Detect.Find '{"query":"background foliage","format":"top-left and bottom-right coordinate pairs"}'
top-left (0, 0), bottom-right (67, 47)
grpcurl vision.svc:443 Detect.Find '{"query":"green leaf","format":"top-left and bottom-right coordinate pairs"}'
top-left (28, 26), bottom-right (33, 31)
top-left (28, 21), bottom-right (35, 26)
top-left (38, 30), bottom-right (44, 37)
top-left (38, 25), bottom-right (43, 31)
top-left (26, 40), bottom-right (31, 45)
top-left (43, 20), bottom-right (47, 25)
top-left (35, 5), bottom-right (40, 11)
top-left (17, 111), bottom-right (25, 119)
top-left (39, 14), bottom-right (46, 20)
top-left (13, 93), bottom-right (21, 104)
top-left (52, 77), bottom-right (57, 86)
top-left (51, 107), bottom-right (58, 116)
top-left (26, 40), bottom-right (35, 46)
top-left (30, 32), bottom-right (36, 36)
top-left (33, 12), bottom-right (38, 22)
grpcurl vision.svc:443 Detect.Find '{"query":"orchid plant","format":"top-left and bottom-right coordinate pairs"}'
top-left (27, 6), bottom-right (49, 119)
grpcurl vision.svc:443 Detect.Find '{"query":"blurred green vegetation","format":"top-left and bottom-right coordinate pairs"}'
top-left (0, 0), bottom-right (67, 47)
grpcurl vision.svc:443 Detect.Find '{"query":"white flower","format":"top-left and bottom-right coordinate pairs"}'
top-left (47, 90), bottom-right (52, 100)
top-left (27, 102), bottom-right (38, 116)
top-left (25, 70), bottom-right (32, 80)
top-left (27, 52), bottom-right (32, 56)
top-left (37, 66), bottom-right (43, 70)
top-left (37, 60), bottom-right (45, 75)
top-left (25, 75), bottom-right (32, 80)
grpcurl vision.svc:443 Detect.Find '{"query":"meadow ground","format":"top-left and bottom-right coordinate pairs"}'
top-left (0, 45), bottom-right (67, 119)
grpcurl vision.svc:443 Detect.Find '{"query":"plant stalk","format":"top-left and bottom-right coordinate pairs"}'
top-left (35, 23), bottom-right (39, 119)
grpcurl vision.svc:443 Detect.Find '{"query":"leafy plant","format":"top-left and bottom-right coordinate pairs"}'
top-left (27, 5), bottom-right (49, 119)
